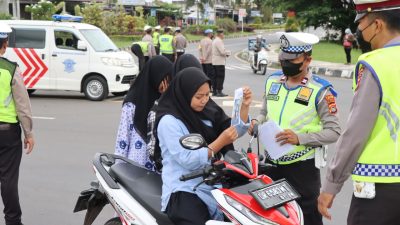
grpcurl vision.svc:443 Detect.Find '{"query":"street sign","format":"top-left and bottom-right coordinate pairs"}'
top-left (238, 8), bottom-right (246, 22)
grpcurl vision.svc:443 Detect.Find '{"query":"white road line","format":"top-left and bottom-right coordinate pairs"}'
top-left (222, 100), bottom-right (261, 108)
top-left (230, 65), bottom-right (248, 70)
top-left (33, 116), bottom-right (55, 120)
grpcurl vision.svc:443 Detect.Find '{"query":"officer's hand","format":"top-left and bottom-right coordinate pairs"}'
top-left (275, 129), bottom-right (299, 145)
top-left (318, 192), bottom-right (335, 220)
top-left (248, 119), bottom-right (258, 135)
top-left (242, 86), bottom-right (252, 106)
top-left (24, 136), bottom-right (35, 154)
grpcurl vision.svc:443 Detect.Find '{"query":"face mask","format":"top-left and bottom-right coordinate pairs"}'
top-left (281, 60), bottom-right (304, 77)
top-left (355, 20), bottom-right (376, 53)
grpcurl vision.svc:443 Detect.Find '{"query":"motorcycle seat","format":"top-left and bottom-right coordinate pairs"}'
top-left (109, 162), bottom-right (174, 225)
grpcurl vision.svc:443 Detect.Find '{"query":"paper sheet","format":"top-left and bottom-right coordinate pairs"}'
top-left (259, 120), bottom-right (294, 160)
top-left (231, 88), bottom-right (243, 127)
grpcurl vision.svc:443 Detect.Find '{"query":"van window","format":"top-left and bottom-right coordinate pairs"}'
top-left (80, 29), bottom-right (118, 52)
top-left (8, 28), bottom-right (46, 49)
top-left (54, 30), bottom-right (80, 50)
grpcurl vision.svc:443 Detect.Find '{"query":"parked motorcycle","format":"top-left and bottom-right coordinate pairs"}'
top-left (250, 47), bottom-right (269, 75)
top-left (73, 133), bottom-right (303, 225)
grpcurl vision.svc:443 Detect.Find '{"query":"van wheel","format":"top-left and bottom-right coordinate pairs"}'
top-left (104, 217), bottom-right (122, 225)
top-left (83, 76), bottom-right (108, 101)
top-left (111, 91), bottom-right (127, 97)
top-left (27, 89), bottom-right (36, 95)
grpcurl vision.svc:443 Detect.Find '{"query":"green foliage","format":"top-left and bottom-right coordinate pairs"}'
top-left (156, 2), bottom-right (182, 18)
top-left (102, 7), bottom-right (127, 35)
top-left (74, 5), bottom-right (82, 16)
top-left (25, 0), bottom-right (65, 20)
top-left (253, 17), bottom-right (262, 24)
top-left (146, 16), bottom-right (157, 26)
top-left (184, 25), bottom-right (218, 35)
top-left (135, 6), bottom-right (144, 18)
top-left (261, 4), bottom-right (272, 23)
top-left (0, 13), bottom-right (12, 20)
top-left (285, 17), bottom-right (300, 32)
top-left (82, 3), bottom-right (103, 29)
top-left (216, 18), bottom-right (236, 32)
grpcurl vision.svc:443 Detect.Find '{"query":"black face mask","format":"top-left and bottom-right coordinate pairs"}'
top-left (355, 20), bottom-right (376, 53)
top-left (281, 60), bottom-right (304, 77)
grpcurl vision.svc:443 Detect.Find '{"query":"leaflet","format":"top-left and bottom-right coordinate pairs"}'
top-left (258, 120), bottom-right (294, 160)
top-left (231, 88), bottom-right (243, 127)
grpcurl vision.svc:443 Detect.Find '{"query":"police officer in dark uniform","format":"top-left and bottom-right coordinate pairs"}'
top-left (0, 23), bottom-right (34, 225)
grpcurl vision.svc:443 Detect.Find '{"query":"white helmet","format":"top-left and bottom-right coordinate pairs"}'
top-left (155, 25), bottom-right (161, 30)
top-left (0, 23), bottom-right (12, 38)
top-left (144, 25), bottom-right (152, 31)
top-left (257, 34), bottom-right (262, 39)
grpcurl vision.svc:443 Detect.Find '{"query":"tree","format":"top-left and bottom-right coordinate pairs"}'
top-left (81, 2), bottom-right (103, 29)
top-left (25, 0), bottom-right (65, 20)
top-left (268, 0), bottom-right (357, 37)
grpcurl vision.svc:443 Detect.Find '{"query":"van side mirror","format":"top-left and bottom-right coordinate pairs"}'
top-left (77, 40), bottom-right (87, 51)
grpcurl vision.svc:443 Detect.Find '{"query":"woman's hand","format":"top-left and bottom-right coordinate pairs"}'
top-left (248, 119), bottom-right (258, 135)
top-left (219, 126), bottom-right (239, 146)
top-left (242, 86), bottom-right (252, 106)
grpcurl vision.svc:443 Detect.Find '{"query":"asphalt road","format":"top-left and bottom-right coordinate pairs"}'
top-left (13, 35), bottom-right (353, 225)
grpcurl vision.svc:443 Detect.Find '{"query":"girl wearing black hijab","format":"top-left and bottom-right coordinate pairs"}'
top-left (155, 67), bottom-right (252, 225)
top-left (131, 43), bottom-right (145, 72)
top-left (114, 56), bottom-right (172, 170)
top-left (171, 53), bottom-right (202, 78)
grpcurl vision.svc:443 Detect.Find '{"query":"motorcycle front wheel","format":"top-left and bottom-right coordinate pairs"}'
top-left (104, 217), bottom-right (122, 225)
top-left (261, 65), bottom-right (267, 75)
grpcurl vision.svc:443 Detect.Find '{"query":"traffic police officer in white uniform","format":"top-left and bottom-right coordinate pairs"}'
top-left (0, 23), bottom-right (34, 225)
top-left (318, 1), bottom-right (400, 224)
top-left (251, 32), bottom-right (341, 225)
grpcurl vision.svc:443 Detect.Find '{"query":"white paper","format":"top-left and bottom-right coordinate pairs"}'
top-left (231, 88), bottom-right (243, 127)
top-left (259, 120), bottom-right (294, 160)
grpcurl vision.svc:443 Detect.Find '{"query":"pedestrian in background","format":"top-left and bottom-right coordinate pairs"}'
top-left (153, 25), bottom-right (161, 55)
top-left (0, 23), bottom-right (35, 225)
top-left (131, 43), bottom-right (145, 72)
top-left (212, 29), bottom-right (230, 97)
top-left (142, 25), bottom-right (156, 62)
top-left (115, 56), bottom-right (172, 171)
top-left (343, 28), bottom-right (355, 64)
top-left (318, 1), bottom-right (400, 224)
top-left (159, 27), bottom-right (175, 62)
top-left (250, 32), bottom-right (341, 225)
top-left (173, 27), bottom-right (187, 61)
top-left (199, 29), bottom-right (215, 93)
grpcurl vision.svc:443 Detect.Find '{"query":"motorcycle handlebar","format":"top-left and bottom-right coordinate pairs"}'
top-left (179, 169), bottom-right (205, 181)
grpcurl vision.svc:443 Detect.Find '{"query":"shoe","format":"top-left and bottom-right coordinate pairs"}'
top-left (215, 91), bottom-right (228, 97)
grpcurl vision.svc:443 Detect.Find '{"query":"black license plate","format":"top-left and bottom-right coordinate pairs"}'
top-left (249, 179), bottom-right (300, 210)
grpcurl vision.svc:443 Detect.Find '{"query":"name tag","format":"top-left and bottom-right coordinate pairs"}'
top-left (295, 87), bottom-right (313, 106)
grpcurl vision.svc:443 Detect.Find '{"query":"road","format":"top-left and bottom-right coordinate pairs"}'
top-left (15, 35), bottom-right (353, 225)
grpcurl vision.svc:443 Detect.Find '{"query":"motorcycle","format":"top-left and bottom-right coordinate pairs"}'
top-left (73, 132), bottom-right (303, 225)
top-left (250, 47), bottom-right (269, 75)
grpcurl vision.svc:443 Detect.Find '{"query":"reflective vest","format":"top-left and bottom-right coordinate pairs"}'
top-left (0, 58), bottom-right (18, 123)
top-left (352, 45), bottom-right (400, 183)
top-left (153, 31), bottom-right (160, 46)
top-left (159, 34), bottom-right (174, 54)
top-left (265, 72), bottom-right (335, 164)
top-left (133, 41), bottom-right (149, 56)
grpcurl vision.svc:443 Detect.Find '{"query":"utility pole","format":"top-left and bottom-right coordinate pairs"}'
top-left (196, 0), bottom-right (200, 25)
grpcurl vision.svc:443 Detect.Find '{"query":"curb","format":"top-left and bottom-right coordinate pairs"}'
top-left (238, 49), bottom-right (354, 79)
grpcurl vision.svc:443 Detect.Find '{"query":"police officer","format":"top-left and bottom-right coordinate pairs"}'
top-left (250, 32), bottom-right (341, 225)
top-left (0, 23), bottom-right (34, 225)
top-left (142, 25), bottom-right (156, 62)
top-left (159, 27), bottom-right (174, 62)
top-left (153, 25), bottom-right (161, 55)
top-left (199, 29), bottom-right (215, 93)
top-left (318, 1), bottom-right (400, 224)
top-left (212, 29), bottom-right (230, 97)
top-left (173, 27), bottom-right (187, 61)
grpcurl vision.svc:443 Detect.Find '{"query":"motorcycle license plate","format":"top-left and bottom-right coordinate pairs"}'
top-left (249, 179), bottom-right (300, 210)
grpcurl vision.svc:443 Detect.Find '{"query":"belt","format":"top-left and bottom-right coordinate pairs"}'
top-left (353, 163), bottom-right (400, 177)
top-left (176, 49), bottom-right (185, 53)
top-left (266, 147), bottom-right (315, 163)
top-left (0, 122), bottom-right (18, 130)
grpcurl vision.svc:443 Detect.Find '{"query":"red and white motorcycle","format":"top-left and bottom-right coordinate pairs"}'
top-left (73, 133), bottom-right (303, 225)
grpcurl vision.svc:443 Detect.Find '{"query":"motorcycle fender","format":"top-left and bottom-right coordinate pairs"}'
top-left (206, 221), bottom-right (233, 225)
top-left (259, 60), bottom-right (267, 65)
top-left (73, 187), bottom-right (109, 225)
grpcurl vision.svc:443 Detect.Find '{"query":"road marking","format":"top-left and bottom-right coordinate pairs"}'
top-left (33, 116), bottom-right (55, 120)
top-left (222, 100), bottom-right (262, 108)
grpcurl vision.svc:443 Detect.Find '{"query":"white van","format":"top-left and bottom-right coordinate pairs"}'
top-left (3, 19), bottom-right (138, 101)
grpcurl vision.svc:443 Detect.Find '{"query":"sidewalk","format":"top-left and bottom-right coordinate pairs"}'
top-left (240, 44), bottom-right (355, 79)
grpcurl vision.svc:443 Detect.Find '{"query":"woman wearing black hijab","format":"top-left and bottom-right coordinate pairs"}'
top-left (171, 53), bottom-right (202, 78)
top-left (131, 43), bottom-right (145, 72)
top-left (155, 67), bottom-right (252, 225)
top-left (114, 56), bottom-right (172, 170)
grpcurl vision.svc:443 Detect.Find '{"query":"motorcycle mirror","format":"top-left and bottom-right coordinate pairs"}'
top-left (179, 133), bottom-right (207, 150)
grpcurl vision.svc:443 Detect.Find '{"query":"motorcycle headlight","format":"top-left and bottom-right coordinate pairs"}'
top-left (224, 195), bottom-right (279, 225)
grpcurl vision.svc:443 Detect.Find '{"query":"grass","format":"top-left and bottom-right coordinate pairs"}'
top-left (110, 31), bottom-right (254, 48)
top-left (312, 41), bottom-right (362, 64)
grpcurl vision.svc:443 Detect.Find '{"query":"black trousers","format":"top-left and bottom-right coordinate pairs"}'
top-left (213, 65), bottom-right (225, 91)
top-left (202, 64), bottom-right (216, 91)
top-left (162, 53), bottom-right (174, 63)
top-left (176, 51), bottom-right (185, 61)
top-left (344, 47), bottom-right (352, 63)
top-left (155, 46), bottom-right (160, 55)
top-left (347, 183), bottom-right (400, 225)
top-left (166, 191), bottom-right (211, 225)
top-left (265, 159), bottom-right (322, 225)
top-left (0, 123), bottom-right (22, 225)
